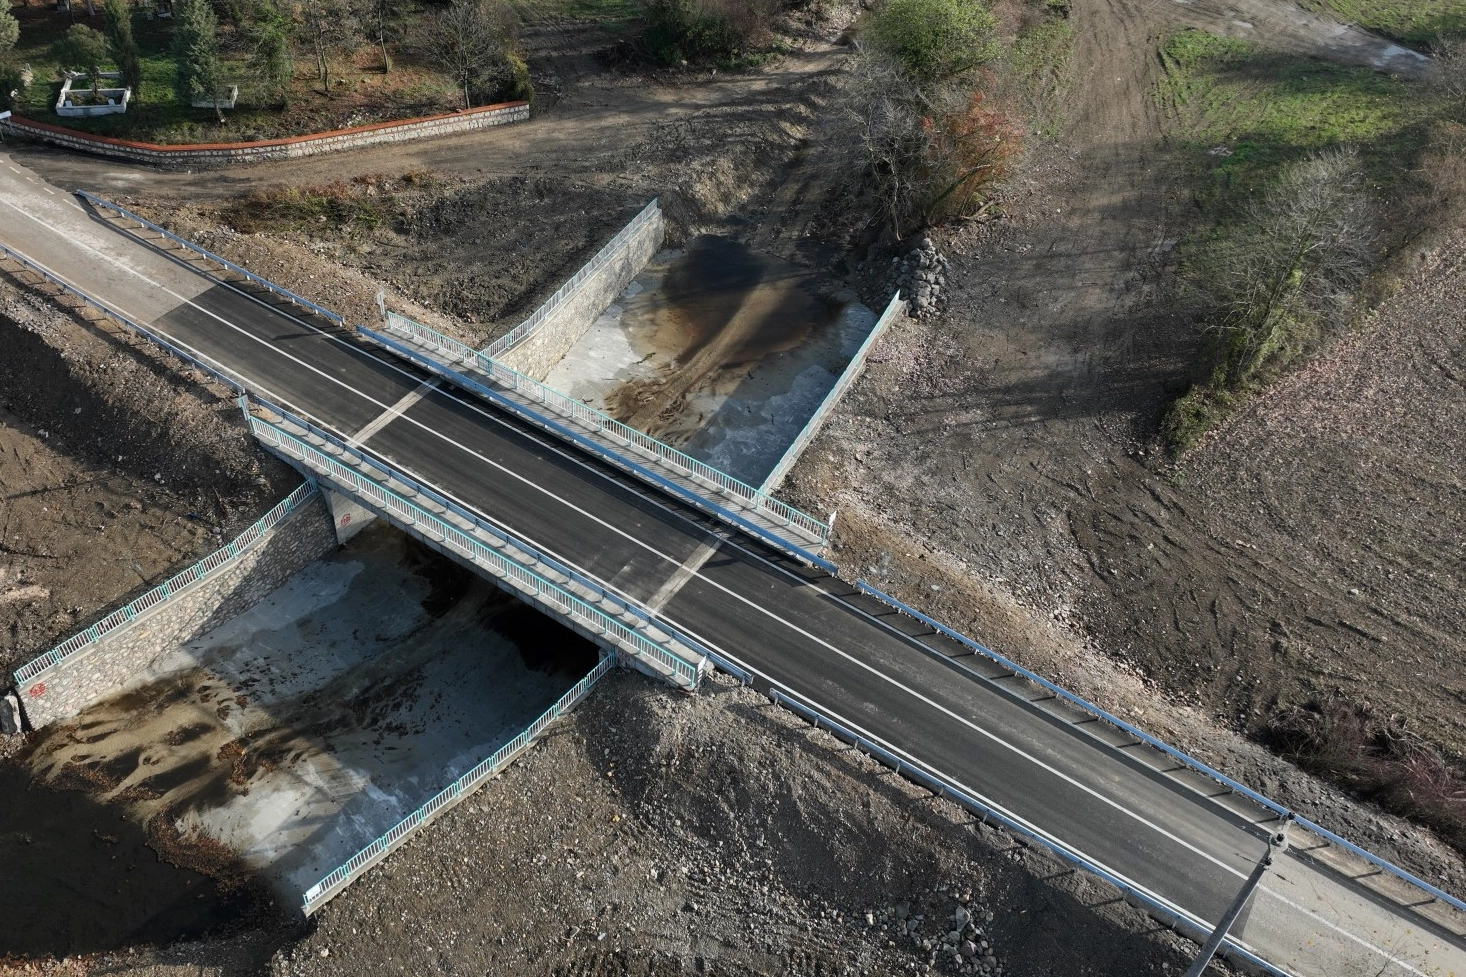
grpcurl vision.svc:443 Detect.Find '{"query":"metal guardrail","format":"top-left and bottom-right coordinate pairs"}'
top-left (481, 199), bottom-right (661, 358)
top-left (247, 395), bottom-right (716, 670)
top-left (302, 652), bottom-right (617, 914)
top-left (12, 482), bottom-right (319, 686)
top-left (765, 688), bottom-right (1293, 977)
top-left (383, 311), bottom-right (831, 546)
top-left (762, 291), bottom-right (906, 493)
top-left (852, 580), bottom-right (1466, 919)
top-left (0, 241), bottom-right (249, 392)
top-left (74, 190), bottom-right (347, 327)
top-left (361, 324), bottom-right (838, 573)
top-left (244, 404), bottom-right (701, 688)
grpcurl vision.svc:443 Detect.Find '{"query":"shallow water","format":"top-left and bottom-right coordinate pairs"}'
top-left (543, 236), bottom-right (876, 486)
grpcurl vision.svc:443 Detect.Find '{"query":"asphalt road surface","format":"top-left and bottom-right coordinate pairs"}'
top-left (2, 154), bottom-right (1463, 977)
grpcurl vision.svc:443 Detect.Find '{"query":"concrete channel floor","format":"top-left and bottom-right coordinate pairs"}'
top-left (22, 526), bottom-right (599, 903)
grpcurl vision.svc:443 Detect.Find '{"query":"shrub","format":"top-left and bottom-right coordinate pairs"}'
top-left (1269, 695), bottom-right (1466, 854)
top-left (0, 6), bottom-right (19, 61)
top-left (638, 0), bottom-right (777, 66)
top-left (866, 0), bottom-right (999, 85)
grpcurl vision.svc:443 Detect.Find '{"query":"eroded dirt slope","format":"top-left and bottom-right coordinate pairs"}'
top-left (0, 278), bottom-right (299, 679)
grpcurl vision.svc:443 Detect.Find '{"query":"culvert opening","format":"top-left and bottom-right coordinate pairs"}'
top-left (2, 524), bottom-right (605, 960)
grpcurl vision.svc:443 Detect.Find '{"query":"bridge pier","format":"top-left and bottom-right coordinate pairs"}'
top-left (323, 489), bottom-right (378, 544)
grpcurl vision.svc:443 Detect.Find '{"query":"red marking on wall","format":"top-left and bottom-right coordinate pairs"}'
top-left (340, 514), bottom-right (353, 526)
top-left (27, 683), bottom-right (47, 698)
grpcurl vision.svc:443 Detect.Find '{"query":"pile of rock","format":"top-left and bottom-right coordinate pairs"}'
top-left (886, 236), bottom-right (949, 317)
top-left (864, 893), bottom-right (1004, 975)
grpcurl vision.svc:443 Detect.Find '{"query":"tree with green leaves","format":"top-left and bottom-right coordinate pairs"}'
top-left (103, 0), bottom-right (144, 103)
top-left (866, 0), bottom-right (999, 87)
top-left (247, 0), bottom-right (296, 102)
top-left (174, 0), bottom-right (225, 118)
top-left (55, 24), bottom-right (112, 99)
top-left (0, 7), bottom-right (20, 62)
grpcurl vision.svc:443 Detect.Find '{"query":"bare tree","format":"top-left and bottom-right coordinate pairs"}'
top-left (1201, 149), bottom-right (1378, 375)
top-left (847, 45), bottom-right (1019, 234)
top-left (357, 0), bottom-right (403, 72)
top-left (420, 0), bottom-right (513, 109)
top-left (298, 0), bottom-right (360, 95)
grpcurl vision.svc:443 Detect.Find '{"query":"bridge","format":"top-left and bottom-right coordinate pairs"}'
top-left (2, 153), bottom-right (1464, 977)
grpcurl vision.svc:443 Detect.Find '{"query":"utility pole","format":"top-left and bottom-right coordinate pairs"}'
top-left (1185, 816), bottom-right (1293, 977)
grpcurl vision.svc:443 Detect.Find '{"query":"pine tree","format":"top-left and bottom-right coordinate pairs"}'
top-left (103, 0), bottom-right (144, 103)
top-left (173, 0), bottom-right (224, 118)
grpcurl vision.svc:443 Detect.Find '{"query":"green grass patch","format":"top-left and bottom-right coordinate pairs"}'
top-left (1160, 28), bottom-right (1436, 212)
top-left (1005, 13), bottom-right (1074, 135)
top-left (1297, 0), bottom-right (1466, 46)
top-left (1158, 28), bottom-right (1450, 454)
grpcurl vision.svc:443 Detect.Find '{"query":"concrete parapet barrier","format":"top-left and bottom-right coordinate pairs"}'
top-left (0, 101), bottom-right (529, 170)
top-left (497, 202), bottom-right (665, 381)
top-left (761, 291), bottom-right (907, 493)
top-left (14, 490), bottom-right (337, 727)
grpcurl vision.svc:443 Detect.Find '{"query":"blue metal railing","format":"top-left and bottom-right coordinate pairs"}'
top-left (75, 190), bottom-right (346, 327)
top-left (302, 653), bottom-right (617, 914)
top-left (761, 291), bottom-right (906, 493)
top-left (243, 404), bottom-right (702, 687)
top-left (381, 311), bottom-right (830, 546)
top-left (482, 199), bottom-right (661, 358)
top-left (0, 240), bottom-right (248, 392)
top-left (360, 324), bottom-right (838, 573)
top-left (852, 580), bottom-right (1466, 918)
top-left (12, 482), bottom-right (319, 687)
top-left (765, 688), bottom-right (1293, 977)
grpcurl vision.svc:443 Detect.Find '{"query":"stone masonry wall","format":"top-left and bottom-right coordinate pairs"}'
top-left (0, 102), bottom-right (528, 171)
top-left (498, 209), bottom-right (664, 382)
top-left (19, 497), bottom-right (338, 728)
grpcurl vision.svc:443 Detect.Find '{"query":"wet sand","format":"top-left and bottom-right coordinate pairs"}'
top-left (544, 236), bottom-right (875, 485)
top-left (2, 527), bottom-right (599, 957)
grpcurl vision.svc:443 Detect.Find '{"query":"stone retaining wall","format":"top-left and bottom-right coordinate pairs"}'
top-left (0, 101), bottom-right (529, 170)
top-left (18, 497), bottom-right (338, 727)
top-left (498, 206), bottom-right (664, 381)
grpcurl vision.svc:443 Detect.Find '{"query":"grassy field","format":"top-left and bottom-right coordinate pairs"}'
top-left (1159, 29), bottom-right (1438, 210)
top-left (1299, 0), bottom-right (1466, 46)
top-left (1157, 29), bottom-right (1449, 452)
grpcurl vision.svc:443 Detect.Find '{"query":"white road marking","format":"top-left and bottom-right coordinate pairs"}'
top-left (644, 539), bottom-right (721, 614)
top-left (0, 189), bottom-right (1447, 974)
top-left (350, 382), bottom-right (435, 446)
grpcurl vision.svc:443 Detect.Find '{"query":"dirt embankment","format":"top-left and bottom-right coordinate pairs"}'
top-left (265, 674), bottom-right (1234, 977)
top-left (0, 277), bottom-right (299, 680)
top-left (781, 0), bottom-right (1466, 872)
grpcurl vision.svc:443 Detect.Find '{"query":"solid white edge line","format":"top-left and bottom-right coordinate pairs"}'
top-left (4, 189), bottom-right (1445, 976)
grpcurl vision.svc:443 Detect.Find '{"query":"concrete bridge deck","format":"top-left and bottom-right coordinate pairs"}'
top-left (2, 154), bottom-right (1464, 977)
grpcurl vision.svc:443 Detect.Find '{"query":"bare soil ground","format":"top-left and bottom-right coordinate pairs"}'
top-left (0, 277), bottom-right (300, 682)
top-left (1, 0), bottom-right (1463, 973)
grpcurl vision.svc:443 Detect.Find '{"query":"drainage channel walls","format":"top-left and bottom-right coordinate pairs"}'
top-left (761, 291), bottom-right (906, 494)
top-left (486, 199), bottom-right (665, 381)
top-left (12, 483), bottom-right (333, 727)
